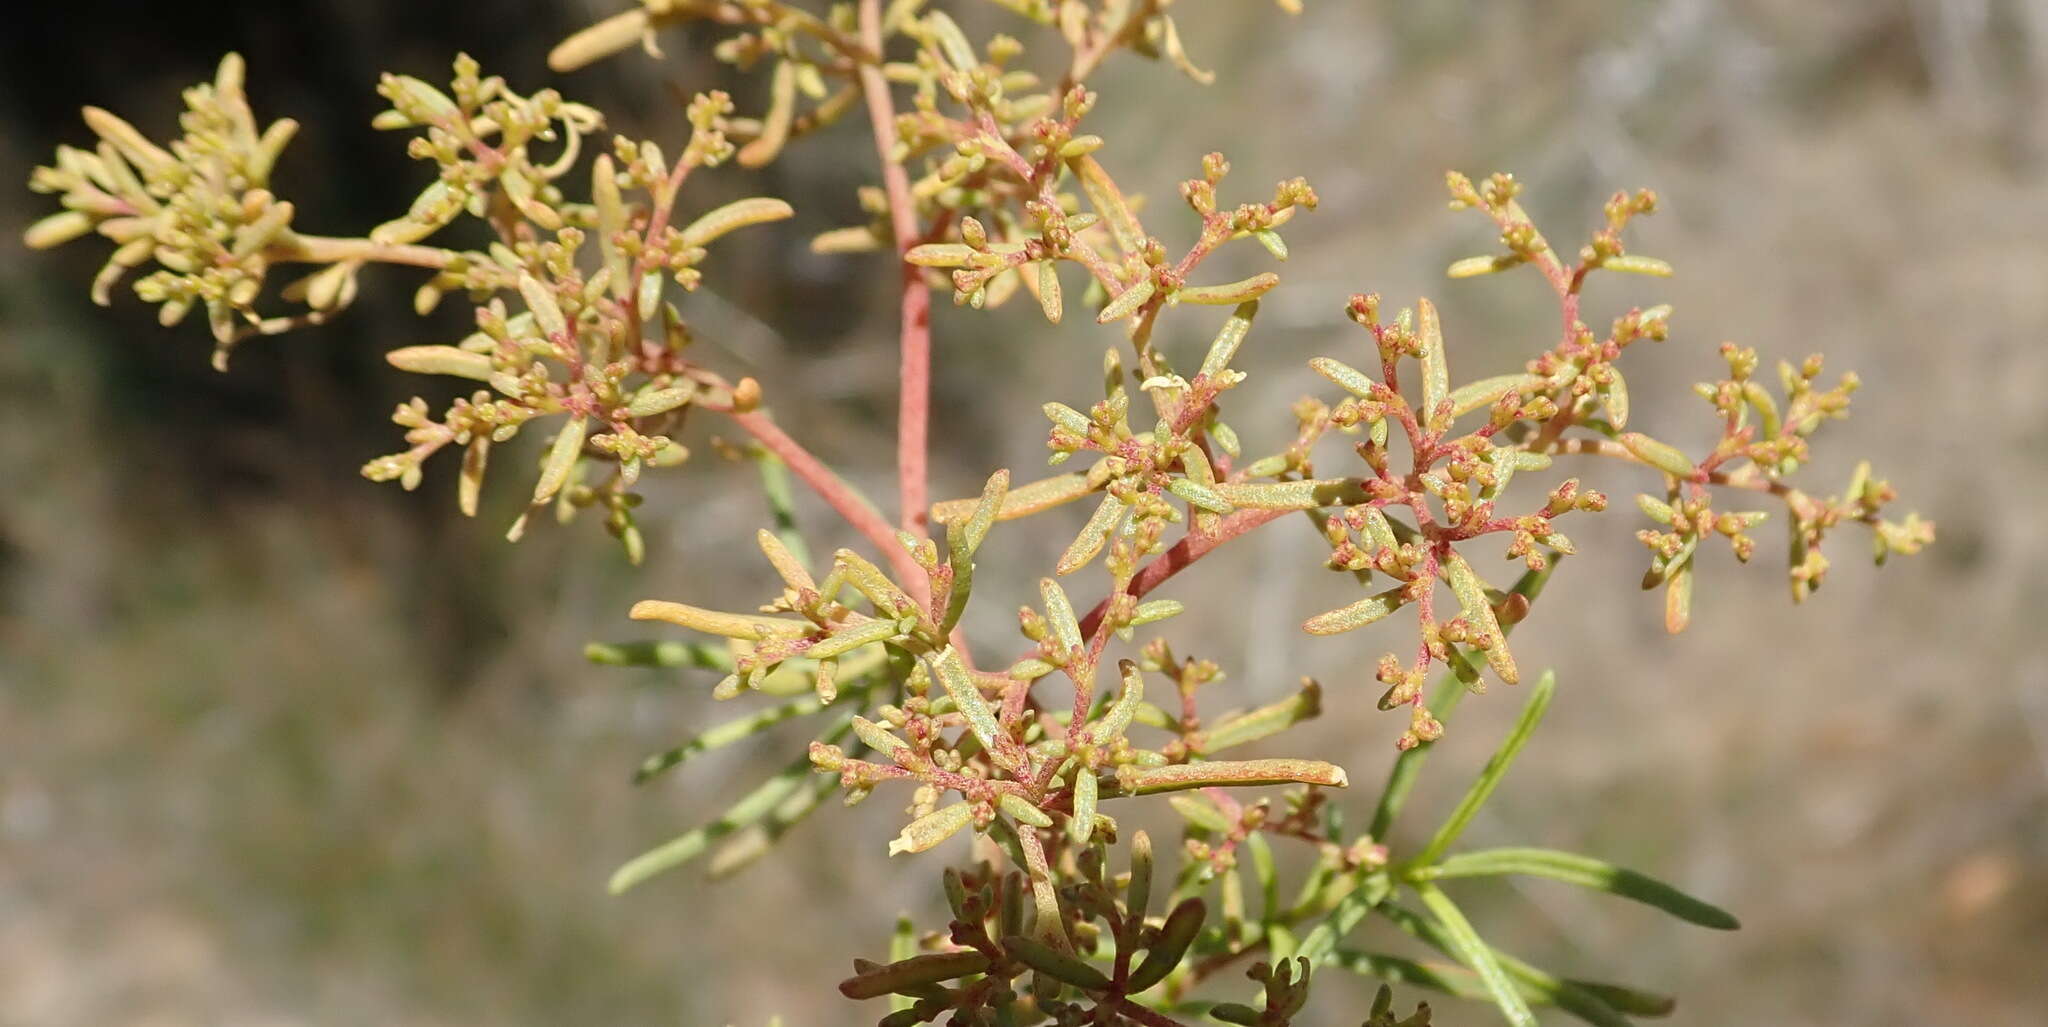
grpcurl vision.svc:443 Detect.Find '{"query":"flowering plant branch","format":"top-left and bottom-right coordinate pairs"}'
top-left (25, 2), bottom-right (1932, 1023)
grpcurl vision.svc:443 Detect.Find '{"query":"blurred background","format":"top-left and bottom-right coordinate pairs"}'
top-left (2, 1), bottom-right (2043, 1024)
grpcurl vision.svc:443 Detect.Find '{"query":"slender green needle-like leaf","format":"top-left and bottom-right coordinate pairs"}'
top-left (1067, 770), bottom-right (1098, 844)
top-left (997, 792), bottom-right (1054, 830)
top-left (634, 684), bottom-right (868, 783)
top-left (678, 196), bottom-right (793, 247)
top-left (751, 448), bottom-right (812, 569)
top-left (1292, 871), bottom-right (1393, 965)
top-left (630, 599), bottom-right (809, 640)
top-left (1425, 847), bottom-right (1739, 930)
top-left (942, 469), bottom-right (1009, 634)
top-left (1377, 903), bottom-right (1662, 1026)
top-left (609, 713), bottom-right (853, 893)
top-left (1069, 155), bottom-right (1144, 258)
top-left (584, 639), bottom-right (733, 671)
top-left (1368, 564), bottom-right (1555, 840)
top-left (1413, 881), bottom-right (1536, 1027)
top-left (1128, 830), bottom-right (1155, 921)
top-left (889, 801), bottom-right (976, 856)
top-left (1414, 671), bottom-right (1555, 866)
top-left (705, 771), bottom-right (837, 880)
top-left (1096, 660), bottom-right (1144, 744)
top-left (1167, 476), bottom-right (1233, 514)
top-left (1602, 254), bottom-right (1672, 276)
top-left (532, 415), bottom-right (586, 504)
top-left (1332, 950), bottom-right (1668, 1026)
top-left (809, 619), bottom-right (899, 661)
top-left (886, 916), bottom-right (917, 1014)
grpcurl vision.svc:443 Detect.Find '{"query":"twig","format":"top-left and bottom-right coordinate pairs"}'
top-left (726, 407), bottom-right (927, 600)
top-left (857, 0), bottom-right (935, 538)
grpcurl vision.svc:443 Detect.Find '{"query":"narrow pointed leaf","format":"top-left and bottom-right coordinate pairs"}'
top-left (1416, 671), bottom-right (1553, 865)
top-left (1413, 882), bottom-right (1536, 1027)
top-left (609, 714), bottom-right (852, 892)
top-left (1367, 564), bottom-right (1555, 839)
top-left (1426, 847), bottom-right (1739, 930)
top-left (635, 688), bottom-right (849, 783)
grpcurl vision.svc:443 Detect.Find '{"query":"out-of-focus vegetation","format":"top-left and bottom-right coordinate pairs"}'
top-left (1, 1), bottom-right (2041, 1024)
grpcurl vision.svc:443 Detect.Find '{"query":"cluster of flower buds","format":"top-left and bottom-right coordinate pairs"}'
top-left (358, 64), bottom-right (791, 560)
top-left (26, 55), bottom-right (319, 367)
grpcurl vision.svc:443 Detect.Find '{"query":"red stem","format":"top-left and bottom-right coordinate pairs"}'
top-left (856, 0), bottom-right (934, 538)
top-left (1075, 508), bottom-right (1289, 638)
top-left (726, 407), bottom-right (927, 598)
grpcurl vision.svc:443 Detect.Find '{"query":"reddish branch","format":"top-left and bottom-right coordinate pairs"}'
top-left (1075, 507), bottom-right (1290, 638)
top-left (856, 0), bottom-right (935, 538)
top-left (727, 407), bottom-right (928, 599)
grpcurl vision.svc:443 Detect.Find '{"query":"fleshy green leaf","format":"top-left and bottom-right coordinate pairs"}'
top-left (838, 951), bottom-right (992, 1000)
top-left (1303, 585), bottom-right (1409, 636)
top-left (1003, 934), bottom-right (1111, 990)
top-left (1096, 277), bottom-right (1156, 323)
top-left (1417, 297), bottom-right (1450, 429)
